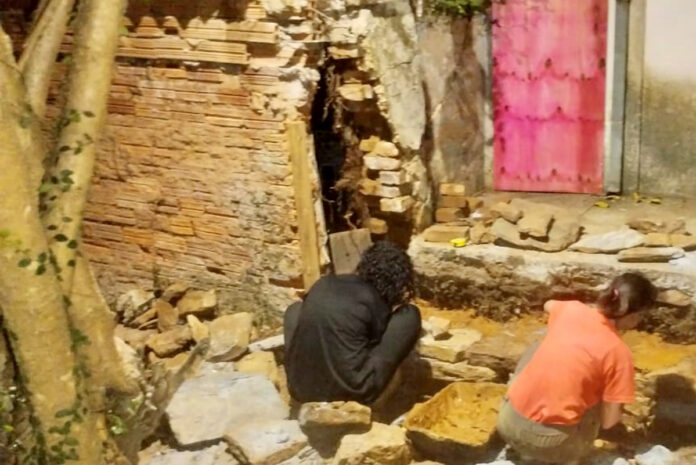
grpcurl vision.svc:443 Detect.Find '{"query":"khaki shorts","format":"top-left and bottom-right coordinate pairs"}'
top-left (497, 399), bottom-right (601, 464)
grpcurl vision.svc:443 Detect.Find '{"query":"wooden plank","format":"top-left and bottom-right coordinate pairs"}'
top-left (287, 121), bottom-right (321, 289)
top-left (329, 229), bottom-right (372, 275)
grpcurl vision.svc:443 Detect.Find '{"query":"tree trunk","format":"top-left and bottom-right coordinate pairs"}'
top-left (42, 0), bottom-right (126, 295)
top-left (71, 255), bottom-right (138, 394)
top-left (0, 83), bottom-right (102, 465)
top-left (20, 0), bottom-right (77, 118)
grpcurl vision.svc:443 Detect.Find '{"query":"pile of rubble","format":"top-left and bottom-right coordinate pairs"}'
top-left (422, 186), bottom-right (696, 263)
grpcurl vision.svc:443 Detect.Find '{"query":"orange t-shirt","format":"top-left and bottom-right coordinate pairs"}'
top-left (508, 300), bottom-right (635, 425)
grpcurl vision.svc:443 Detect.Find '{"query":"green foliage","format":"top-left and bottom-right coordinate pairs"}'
top-left (429, 0), bottom-right (492, 17)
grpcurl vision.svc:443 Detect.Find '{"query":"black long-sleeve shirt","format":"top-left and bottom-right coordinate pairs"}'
top-left (284, 274), bottom-right (394, 404)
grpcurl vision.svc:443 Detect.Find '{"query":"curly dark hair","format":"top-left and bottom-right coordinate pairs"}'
top-left (356, 241), bottom-right (414, 308)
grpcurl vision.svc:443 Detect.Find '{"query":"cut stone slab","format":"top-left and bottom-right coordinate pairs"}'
top-left (466, 330), bottom-right (542, 376)
top-left (628, 218), bottom-right (687, 235)
top-left (435, 207), bottom-right (468, 223)
top-left (378, 170), bottom-right (409, 186)
top-left (226, 420), bottom-right (307, 465)
top-left (332, 423), bottom-right (411, 465)
top-left (440, 195), bottom-right (469, 209)
top-left (117, 288), bottom-right (155, 322)
top-left (371, 140), bottom-right (399, 157)
top-left (657, 289), bottom-right (692, 307)
top-left (161, 281), bottom-right (190, 303)
top-left (360, 179), bottom-right (407, 198)
top-left (299, 401), bottom-right (371, 429)
top-left (418, 329), bottom-right (482, 363)
top-left (380, 196), bottom-right (414, 213)
top-left (671, 234), bottom-right (696, 251)
top-left (618, 247), bottom-right (685, 263)
top-left (644, 233), bottom-right (673, 247)
top-left (516, 208), bottom-right (553, 239)
top-left (416, 357), bottom-right (497, 383)
top-left (115, 324), bottom-right (156, 352)
top-left (491, 202), bottom-right (522, 224)
top-left (155, 300), bottom-right (179, 332)
top-left (276, 446), bottom-right (324, 465)
top-left (115, 336), bottom-right (142, 384)
top-left (439, 183), bottom-right (466, 196)
top-left (634, 445), bottom-right (675, 465)
top-left (359, 136), bottom-right (380, 152)
top-left (177, 289), bottom-right (217, 317)
top-left (167, 372), bottom-right (289, 446)
top-left (236, 351), bottom-right (280, 386)
top-left (469, 223), bottom-right (494, 245)
top-left (422, 316), bottom-right (451, 340)
top-left (149, 351), bottom-right (191, 374)
top-left (329, 229), bottom-right (372, 275)
top-left (208, 313), bottom-right (253, 361)
top-left (423, 224), bottom-right (470, 243)
top-left (491, 217), bottom-right (581, 252)
top-left (147, 325), bottom-right (192, 357)
top-left (366, 217), bottom-right (388, 235)
top-left (187, 314), bottom-right (210, 343)
top-left (132, 307), bottom-right (157, 328)
top-left (249, 334), bottom-right (285, 353)
top-left (140, 442), bottom-right (239, 465)
top-left (569, 229), bottom-right (645, 254)
top-left (363, 155), bottom-right (401, 171)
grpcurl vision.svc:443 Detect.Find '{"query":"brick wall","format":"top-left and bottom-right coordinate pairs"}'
top-left (43, 0), bottom-right (326, 317)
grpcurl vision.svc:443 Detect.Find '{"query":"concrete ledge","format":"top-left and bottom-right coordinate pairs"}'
top-left (409, 237), bottom-right (696, 343)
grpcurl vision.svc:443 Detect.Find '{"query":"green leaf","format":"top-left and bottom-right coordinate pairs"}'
top-left (60, 170), bottom-right (73, 176)
top-left (59, 145), bottom-right (71, 152)
top-left (47, 224), bottom-right (58, 231)
top-left (35, 264), bottom-right (46, 275)
top-left (0, 229), bottom-right (10, 238)
top-left (60, 54), bottom-right (72, 64)
top-left (68, 109), bottom-right (81, 123)
top-left (74, 146), bottom-right (83, 155)
top-left (19, 114), bottom-right (32, 128)
top-left (62, 216), bottom-right (72, 222)
top-left (55, 408), bottom-right (75, 418)
top-left (63, 295), bottom-right (72, 307)
top-left (64, 437), bottom-right (78, 446)
top-left (17, 258), bottom-right (31, 268)
top-left (67, 259), bottom-right (76, 267)
top-left (54, 234), bottom-right (68, 242)
top-left (67, 240), bottom-right (78, 249)
top-left (38, 252), bottom-right (47, 262)
top-left (83, 111), bottom-right (95, 118)
top-left (39, 183), bottom-right (52, 193)
top-left (2, 424), bottom-right (13, 432)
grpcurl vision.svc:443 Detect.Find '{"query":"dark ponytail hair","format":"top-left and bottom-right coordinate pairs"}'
top-left (597, 272), bottom-right (657, 318)
top-left (357, 241), bottom-right (414, 308)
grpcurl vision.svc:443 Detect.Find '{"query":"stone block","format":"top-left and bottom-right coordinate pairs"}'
top-left (364, 155), bottom-right (401, 171)
top-left (236, 351), bottom-right (280, 386)
top-left (569, 229), bottom-right (645, 254)
top-left (628, 218), bottom-right (687, 235)
top-left (422, 316), bottom-right (451, 340)
top-left (167, 372), bottom-right (288, 445)
top-left (226, 420), bottom-right (307, 465)
top-left (187, 314), bottom-right (210, 343)
top-left (439, 195), bottom-right (469, 209)
top-left (435, 208), bottom-right (467, 223)
top-left (491, 218), bottom-right (580, 252)
top-left (161, 281), bottom-right (190, 303)
top-left (359, 179), bottom-right (407, 198)
top-left (618, 247), bottom-right (685, 263)
top-left (380, 196), bottom-right (414, 213)
top-left (359, 136), bottom-right (380, 152)
top-left (208, 313), bottom-right (253, 361)
top-left (140, 443), bottom-right (238, 465)
top-left (299, 401), bottom-right (371, 429)
top-left (378, 170), bottom-right (409, 186)
top-left (645, 233), bottom-right (672, 247)
top-left (155, 300), bottom-right (179, 332)
top-left (423, 224), bottom-right (469, 243)
top-left (468, 223), bottom-right (494, 244)
top-left (491, 202), bottom-right (523, 224)
top-left (177, 289), bottom-right (217, 317)
top-left (366, 217), bottom-right (388, 235)
top-left (439, 183), bottom-right (465, 196)
top-left (517, 208), bottom-right (553, 238)
top-left (415, 357), bottom-right (497, 383)
top-left (146, 326), bottom-right (192, 357)
top-left (418, 329), bottom-right (482, 363)
top-left (657, 289), bottom-right (692, 307)
top-left (670, 234), bottom-right (696, 251)
top-left (371, 140), bottom-right (399, 157)
top-left (332, 423), bottom-right (411, 465)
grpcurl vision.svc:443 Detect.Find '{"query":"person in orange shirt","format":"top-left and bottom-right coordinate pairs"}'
top-left (497, 272), bottom-right (657, 465)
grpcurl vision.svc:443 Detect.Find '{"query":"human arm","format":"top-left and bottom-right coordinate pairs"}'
top-left (600, 402), bottom-right (624, 429)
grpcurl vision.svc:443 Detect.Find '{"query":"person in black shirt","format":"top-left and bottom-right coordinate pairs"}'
top-left (284, 241), bottom-right (421, 405)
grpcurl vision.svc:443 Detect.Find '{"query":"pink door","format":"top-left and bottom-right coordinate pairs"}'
top-left (492, 0), bottom-right (608, 193)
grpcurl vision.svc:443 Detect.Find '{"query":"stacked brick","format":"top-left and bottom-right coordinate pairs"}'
top-left (423, 184), bottom-right (495, 245)
top-left (39, 0), bottom-right (324, 314)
